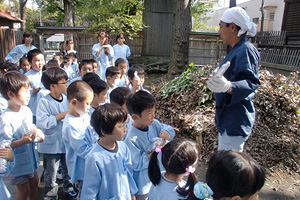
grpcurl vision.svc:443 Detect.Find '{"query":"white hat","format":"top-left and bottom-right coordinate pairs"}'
top-left (220, 7), bottom-right (257, 37)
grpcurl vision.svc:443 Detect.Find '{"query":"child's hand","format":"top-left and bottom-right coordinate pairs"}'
top-left (56, 111), bottom-right (67, 121)
top-left (32, 87), bottom-right (41, 94)
top-left (21, 133), bottom-right (34, 144)
top-left (31, 128), bottom-right (45, 143)
top-left (0, 146), bottom-right (14, 161)
top-left (131, 194), bottom-right (136, 200)
top-left (147, 152), bottom-right (153, 160)
top-left (160, 130), bottom-right (170, 141)
top-left (131, 78), bottom-right (141, 92)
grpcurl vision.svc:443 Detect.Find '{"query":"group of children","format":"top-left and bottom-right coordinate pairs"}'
top-left (0, 43), bottom-right (265, 200)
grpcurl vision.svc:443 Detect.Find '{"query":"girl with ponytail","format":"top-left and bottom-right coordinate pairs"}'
top-left (148, 138), bottom-right (200, 200)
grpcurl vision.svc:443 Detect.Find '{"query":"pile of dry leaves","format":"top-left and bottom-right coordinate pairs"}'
top-left (151, 69), bottom-right (300, 173)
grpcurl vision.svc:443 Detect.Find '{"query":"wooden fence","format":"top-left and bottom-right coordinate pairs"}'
top-left (260, 47), bottom-right (300, 71)
top-left (256, 31), bottom-right (286, 47)
top-left (189, 33), bottom-right (227, 66)
top-left (0, 29), bottom-right (39, 62)
top-left (76, 32), bottom-right (143, 61)
top-left (75, 32), bottom-right (225, 67)
top-left (0, 28), bottom-right (15, 62)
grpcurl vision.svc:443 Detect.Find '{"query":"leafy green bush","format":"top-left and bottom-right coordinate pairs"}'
top-left (159, 63), bottom-right (214, 107)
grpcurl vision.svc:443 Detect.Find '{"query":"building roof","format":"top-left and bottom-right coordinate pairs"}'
top-left (0, 10), bottom-right (24, 23)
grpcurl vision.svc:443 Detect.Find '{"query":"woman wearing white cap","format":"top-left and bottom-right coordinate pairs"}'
top-left (207, 7), bottom-right (260, 152)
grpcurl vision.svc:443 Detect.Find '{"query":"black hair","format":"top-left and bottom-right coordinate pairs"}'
top-left (67, 80), bottom-right (93, 102)
top-left (63, 55), bottom-right (72, 61)
top-left (148, 138), bottom-right (200, 200)
top-left (206, 150), bottom-right (265, 200)
top-left (126, 90), bottom-right (156, 116)
top-left (0, 62), bottom-right (19, 76)
top-left (127, 66), bottom-right (145, 80)
top-left (0, 71), bottom-right (31, 100)
top-left (79, 59), bottom-right (92, 71)
top-left (85, 77), bottom-right (108, 94)
top-left (91, 103), bottom-right (127, 137)
top-left (105, 66), bottom-right (121, 78)
top-left (67, 52), bottom-right (77, 59)
top-left (22, 32), bottom-right (33, 43)
top-left (116, 33), bottom-right (124, 41)
top-left (90, 59), bottom-right (97, 64)
top-left (19, 57), bottom-right (29, 67)
top-left (110, 87), bottom-right (131, 106)
top-left (46, 59), bottom-right (59, 69)
top-left (66, 39), bottom-right (74, 45)
top-left (82, 72), bottom-right (100, 83)
top-left (41, 67), bottom-right (68, 90)
top-left (115, 58), bottom-right (127, 67)
top-left (225, 23), bottom-right (242, 31)
top-left (54, 52), bottom-right (63, 57)
top-left (27, 49), bottom-right (43, 63)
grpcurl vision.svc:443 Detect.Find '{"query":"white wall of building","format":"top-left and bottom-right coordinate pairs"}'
top-left (201, 0), bottom-right (285, 32)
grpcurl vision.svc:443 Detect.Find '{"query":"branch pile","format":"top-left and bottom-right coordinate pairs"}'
top-left (151, 69), bottom-right (300, 173)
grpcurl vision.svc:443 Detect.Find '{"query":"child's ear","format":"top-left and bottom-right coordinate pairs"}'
top-left (131, 113), bottom-right (138, 120)
top-left (71, 98), bottom-right (77, 106)
top-left (7, 91), bottom-right (15, 99)
top-left (230, 196), bottom-right (242, 200)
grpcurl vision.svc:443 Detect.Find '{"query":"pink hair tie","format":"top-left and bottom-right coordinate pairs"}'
top-left (186, 166), bottom-right (196, 175)
top-left (155, 146), bottom-right (162, 153)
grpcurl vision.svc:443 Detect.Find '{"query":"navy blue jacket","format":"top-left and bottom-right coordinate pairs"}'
top-left (215, 36), bottom-right (260, 137)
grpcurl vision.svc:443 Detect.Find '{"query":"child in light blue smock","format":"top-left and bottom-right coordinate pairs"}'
top-left (82, 72), bottom-right (108, 117)
top-left (115, 58), bottom-right (130, 87)
top-left (110, 87), bottom-right (133, 141)
top-left (105, 66), bottom-right (121, 103)
top-left (36, 68), bottom-right (76, 199)
top-left (81, 103), bottom-right (138, 200)
top-left (25, 49), bottom-right (48, 123)
top-left (62, 81), bottom-right (94, 194)
top-left (0, 71), bottom-right (42, 200)
top-left (148, 139), bottom-right (200, 200)
top-left (0, 145), bottom-right (14, 200)
top-left (125, 91), bottom-right (175, 200)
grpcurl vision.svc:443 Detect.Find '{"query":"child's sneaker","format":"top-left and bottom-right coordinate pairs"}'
top-left (64, 184), bottom-right (77, 199)
top-left (56, 171), bottom-right (63, 180)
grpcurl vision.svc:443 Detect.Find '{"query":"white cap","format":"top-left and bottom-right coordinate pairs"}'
top-left (220, 7), bottom-right (257, 37)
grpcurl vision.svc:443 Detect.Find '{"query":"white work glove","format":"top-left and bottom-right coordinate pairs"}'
top-left (207, 61), bottom-right (232, 93)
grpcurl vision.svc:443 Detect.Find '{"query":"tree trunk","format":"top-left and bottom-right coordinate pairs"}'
top-left (19, 0), bottom-right (28, 31)
top-left (63, 0), bottom-right (73, 27)
top-left (168, 0), bottom-right (191, 75)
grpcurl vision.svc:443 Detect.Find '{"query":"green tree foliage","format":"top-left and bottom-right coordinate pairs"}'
top-left (0, 0), bottom-right (19, 16)
top-left (191, 0), bottom-right (218, 32)
top-left (40, 0), bottom-right (144, 36)
top-left (77, 0), bottom-right (144, 36)
top-left (40, 0), bottom-right (65, 26)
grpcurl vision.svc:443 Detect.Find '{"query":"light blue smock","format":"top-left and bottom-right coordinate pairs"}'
top-left (25, 69), bottom-right (44, 116)
top-left (0, 106), bottom-right (39, 177)
top-left (148, 174), bottom-right (186, 200)
top-left (125, 119), bottom-right (175, 195)
top-left (92, 43), bottom-right (114, 80)
top-left (36, 94), bottom-right (68, 154)
top-left (0, 160), bottom-right (15, 200)
top-left (113, 44), bottom-right (131, 71)
top-left (80, 141), bottom-right (138, 200)
top-left (62, 113), bottom-right (94, 183)
top-left (5, 44), bottom-right (36, 64)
